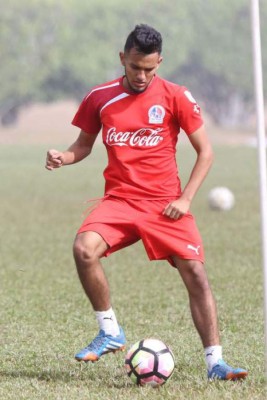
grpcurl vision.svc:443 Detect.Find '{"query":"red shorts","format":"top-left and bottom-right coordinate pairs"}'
top-left (77, 196), bottom-right (204, 266)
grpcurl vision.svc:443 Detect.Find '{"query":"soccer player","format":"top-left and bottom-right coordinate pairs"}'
top-left (45, 24), bottom-right (248, 380)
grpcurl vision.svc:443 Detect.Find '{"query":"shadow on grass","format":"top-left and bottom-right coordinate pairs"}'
top-left (0, 365), bottom-right (131, 389)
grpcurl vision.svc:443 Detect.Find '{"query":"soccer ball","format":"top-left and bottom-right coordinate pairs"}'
top-left (125, 338), bottom-right (175, 387)
top-left (208, 186), bottom-right (235, 211)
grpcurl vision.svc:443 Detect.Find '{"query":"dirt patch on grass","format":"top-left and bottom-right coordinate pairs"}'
top-left (0, 101), bottom-right (79, 146)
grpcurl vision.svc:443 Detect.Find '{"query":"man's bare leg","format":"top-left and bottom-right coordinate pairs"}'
top-left (73, 231), bottom-right (110, 311)
top-left (73, 231), bottom-right (126, 361)
top-left (172, 256), bottom-right (248, 380)
top-left (172, 257), bottom-right (219, 347)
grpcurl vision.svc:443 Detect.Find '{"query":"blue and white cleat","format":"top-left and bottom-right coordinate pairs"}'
top-left (75, 326), bottom-right (126, 362)
top-left (208, 359), bottom-right (248, 381)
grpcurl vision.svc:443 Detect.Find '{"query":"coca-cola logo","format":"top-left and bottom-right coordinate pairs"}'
top-left (105, 127), bottom-right (164, 147)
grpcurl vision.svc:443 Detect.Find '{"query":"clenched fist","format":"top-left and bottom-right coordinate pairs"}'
top-left (45, 149), bottom-right (64, 170)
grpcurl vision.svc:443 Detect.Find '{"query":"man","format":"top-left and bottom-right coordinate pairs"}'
top-left (46, 24), bottom-right (248, 380)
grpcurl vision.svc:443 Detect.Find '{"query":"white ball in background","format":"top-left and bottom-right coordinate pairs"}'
top-left (208, 187), bottom-right (235, 211)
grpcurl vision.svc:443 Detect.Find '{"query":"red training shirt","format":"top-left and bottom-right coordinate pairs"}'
top-left (72, 75), bottom-right (203, 199)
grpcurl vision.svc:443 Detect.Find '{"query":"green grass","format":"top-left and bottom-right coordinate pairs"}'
top-left (0, 142), bottom-right (266, 399)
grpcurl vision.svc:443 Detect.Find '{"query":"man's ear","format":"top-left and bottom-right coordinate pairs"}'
top-left (119, 52), bottom-right (125, 66)
top-left (157, 56), bottom-right (163, 67)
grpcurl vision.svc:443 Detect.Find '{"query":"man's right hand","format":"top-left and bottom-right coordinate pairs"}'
top-left (45, 149), bottom-right (64, 170)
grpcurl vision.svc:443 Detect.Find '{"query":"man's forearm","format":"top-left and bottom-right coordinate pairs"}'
top-left (181, 149), bottom-right (213, 203)
top-left (61, 142), bottom-right (92, 165)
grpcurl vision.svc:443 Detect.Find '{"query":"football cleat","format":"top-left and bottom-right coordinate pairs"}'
top-left (208, 359), bottom-right (248, 381)
top-left (75, 326), bottom-right (126, 362)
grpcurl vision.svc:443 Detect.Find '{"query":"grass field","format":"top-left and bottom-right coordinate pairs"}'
top-left (0, 141), bottom-right (266, 399)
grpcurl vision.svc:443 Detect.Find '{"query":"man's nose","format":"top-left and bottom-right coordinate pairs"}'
top-left (136, 70), bottom-right (146, 81)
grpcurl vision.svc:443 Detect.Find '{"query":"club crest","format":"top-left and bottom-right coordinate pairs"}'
top-left (148, 105), bottom-right (165, 124)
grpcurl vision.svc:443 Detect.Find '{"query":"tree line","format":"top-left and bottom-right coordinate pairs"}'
top-left (1, 0), bottom-right (266, 126)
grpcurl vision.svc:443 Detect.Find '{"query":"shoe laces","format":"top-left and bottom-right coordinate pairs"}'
top-left (85, 330), bottom-right (107, 352)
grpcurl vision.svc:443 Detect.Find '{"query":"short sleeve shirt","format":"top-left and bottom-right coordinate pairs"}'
top-left (72, 75), bottom-right (203, 199)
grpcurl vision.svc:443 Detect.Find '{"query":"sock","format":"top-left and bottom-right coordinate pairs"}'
top-left (95, 308), bottom-right (120, 337)
top-left (204, 345), bottom-right (222, 371)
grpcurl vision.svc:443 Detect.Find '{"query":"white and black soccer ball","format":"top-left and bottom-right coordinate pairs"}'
top-left (208, 186), bottom-right (235, 211)
top-left (125, 338), bottom-right (175, 387)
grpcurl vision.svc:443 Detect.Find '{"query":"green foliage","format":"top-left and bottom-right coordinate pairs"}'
top-left (0, 0), bottom-right (65, 121)
top-left (0, 0), bottom-right (266, 125)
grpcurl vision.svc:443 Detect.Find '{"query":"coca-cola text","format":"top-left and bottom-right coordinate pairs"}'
top-left (105, 127), bottom-right (164, 147)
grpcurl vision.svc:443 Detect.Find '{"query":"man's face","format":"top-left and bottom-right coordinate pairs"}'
top-left (120, 48), bottom-right (162, 93)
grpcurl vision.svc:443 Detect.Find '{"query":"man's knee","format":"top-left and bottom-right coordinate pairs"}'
top-left (73, 237), bottom-right (94, 265)
top-left (173, 257), bottom-right (211, 292)
top-left (73, 231), bottom-right (108, 266)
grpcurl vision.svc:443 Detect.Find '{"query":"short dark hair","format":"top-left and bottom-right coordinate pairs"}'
top-left (124, 24), bottom-right (162, 54)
